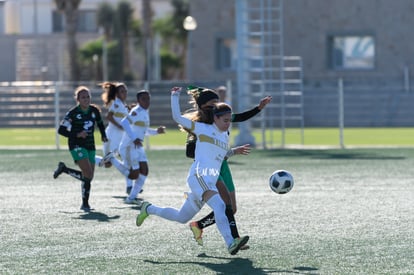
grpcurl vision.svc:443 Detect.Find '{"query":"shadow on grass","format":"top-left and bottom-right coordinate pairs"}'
top-left (111, 195), bottom-right (143, 210)
top-left (74, 211), bottom-right (121, 222)
top-left (257, 149), bottom-right (406, 160)
top-left (144, 253), bottom-right (319, 274)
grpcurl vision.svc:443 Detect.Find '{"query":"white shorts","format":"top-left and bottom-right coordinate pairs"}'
top-left (187, 172), bottom-right (219, 203)
top-left (119, 144), bottom-right (147, 170)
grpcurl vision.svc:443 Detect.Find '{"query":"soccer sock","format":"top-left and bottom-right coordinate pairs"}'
top-left (64, 167), bottom-right (82, 180)
top-left (147, 198), bottom-right (197, 224)
top-left (127, 175), bottom-right (146, 200)
top-left (95, 155), bottom-right (103, 165)
top-left (81, 177), bottom-right (91, 207)
top-left (197, 211), bottom-right (216, 229)
top-left (225, 204), bottom-right (240, 238)
top-left (206, 194), bottom-right (233, 247)
top-left (103, 141), bottom-right (110, 156)
top-left (126, 178), bottom-right (133, 188)
top-left (110, 157), bottom-right (130, 177)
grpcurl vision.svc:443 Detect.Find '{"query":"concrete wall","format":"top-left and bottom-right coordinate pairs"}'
top-left (189, 0), bottom-right (414, 88)
top-left (1, 81), bottom-right (413, 128)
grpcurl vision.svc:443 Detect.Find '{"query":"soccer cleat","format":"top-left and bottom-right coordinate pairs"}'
top-left (189, 221), bottom-right (203, 246)
top-left (136, 201), bottom-right (151, 226)
top-left (53, 162), bottom-right (66, 179)
top-left (228, 236), bottom-right (249, 255)
top-left (80, 204), bottom-right (93, 212)
top-left (102, 151), bottom-right (114, 165)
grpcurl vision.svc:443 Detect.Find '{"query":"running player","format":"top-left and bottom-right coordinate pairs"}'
top-left (97, 82), bottom-right (133, 194)
top-left (53, 86), bottom-right (108, 212)
top-left (135, 87), bottom-right (250, 255)
top-left (186, 85), bottom-right (272, 247)
top-left (103, 90), bottom-right (165, 204)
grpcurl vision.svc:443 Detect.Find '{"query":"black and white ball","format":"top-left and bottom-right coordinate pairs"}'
top-left (269, 170), bottom-right (294, 194)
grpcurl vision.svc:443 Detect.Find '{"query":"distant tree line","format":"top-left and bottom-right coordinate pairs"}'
top-left (54, 0), bottom-right (189, 82)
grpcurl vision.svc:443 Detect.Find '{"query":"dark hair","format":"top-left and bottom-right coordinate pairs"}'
top-left (213, 102), bottom-right (232, 117)
top-left (187, 86), bottom-right (219, 109)
top-left (136, 89), bottom-right (149, 100)
top-left (196, 89), bottom-right (219, 108)
top-left (101, 82), bottom-right (127, 107)
top-left (101, 82), bottom-right (117, 107)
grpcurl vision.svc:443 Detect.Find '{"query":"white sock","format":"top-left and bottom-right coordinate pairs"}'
top-left (110, 158), bottom-right (129, 177)
top-left (147, 198), bottom-right (197, 224)
top-left (206, 194), bottom-right (233, 247)
top-left (103, 141), bottom-right (110, 156)
top-left (126, 178), bottom-right (133, 188)
top-left (95, 155), bottom-right (103, 166)
top-left (127, 175), bottom-right (146, 200)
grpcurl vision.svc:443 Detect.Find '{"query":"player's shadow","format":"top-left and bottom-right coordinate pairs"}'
top-left (144, 253), bottom-right (319, 274)
top-left (74, 211), bottom-right (121, 222)
top-left (111, 195), bottom-right (143, 210)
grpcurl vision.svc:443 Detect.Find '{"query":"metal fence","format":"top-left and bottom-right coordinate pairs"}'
top-left (0, 81), bottom-right (229, 128)
top-left (1, 80), bottom-right (414, 148)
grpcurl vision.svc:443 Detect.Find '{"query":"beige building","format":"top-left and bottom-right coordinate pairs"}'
top-left (0, 0), bottom-right (172, 82)
top-left (188, 0), bottom-right (414, 88)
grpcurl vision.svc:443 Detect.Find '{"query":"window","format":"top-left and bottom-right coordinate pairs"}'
top-left (52, 10), bottom-right (97, 33)
top-left (78, 11), bottom-right (97, 32)
top-left (216, 37), bottom-right (236, 71)
top-left (329, 35), bottom-right (375, 70)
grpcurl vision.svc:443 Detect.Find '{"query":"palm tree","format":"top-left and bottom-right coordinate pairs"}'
top-left (54, 0), bottom-right (81, 81)
top-left (96, 2), bottom-right (114, 41)
top-left (116, 1), bottom-right (134, 75)
top-left (141, 0), bottom-right (152, 80)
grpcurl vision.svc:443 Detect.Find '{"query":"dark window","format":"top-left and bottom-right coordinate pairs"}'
top-left (329, 35), bottom-right (375, 70)
top-left (216, 37), bottom-right (236, 71)
top-left (52, 10), bottom-right (97, 33)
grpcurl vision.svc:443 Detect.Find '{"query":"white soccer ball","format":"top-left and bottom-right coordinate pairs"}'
top-left (269, 170), bottom-right (294, 194)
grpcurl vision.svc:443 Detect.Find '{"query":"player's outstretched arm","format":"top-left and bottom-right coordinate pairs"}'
top-left (170, 87), bottom-right (193, 130)
top-left (231, 96), bottom-right (272, 123)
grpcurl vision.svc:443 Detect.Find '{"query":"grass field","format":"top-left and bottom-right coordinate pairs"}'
top-left (2, 127), bottom-right (414, 148)
top-left (0, 147), bottom-right (413, 274)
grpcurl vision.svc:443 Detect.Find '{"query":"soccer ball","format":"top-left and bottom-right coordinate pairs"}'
top-left (269, 170), bottom-right (294, 194)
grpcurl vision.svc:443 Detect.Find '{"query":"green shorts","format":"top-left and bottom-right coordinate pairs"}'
top-left (218, 159), bottom-right (235, 192)
top-left (70, 147), bottom-right (96, 164)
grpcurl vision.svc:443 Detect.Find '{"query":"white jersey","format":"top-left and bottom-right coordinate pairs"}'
top-left (171, 93), bottom-right (229, 202)
top-left (119, 104), bottom-right (150, 149)
top-left (105, 98), bottom-right (129, 152)
top-left (106, 97), bottom-right (129, 133)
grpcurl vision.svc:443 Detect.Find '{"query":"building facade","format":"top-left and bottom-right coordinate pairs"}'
top-left (0, 0), bottom-right (172, 82)
top-left (189, 0), bottom-right (414, 89)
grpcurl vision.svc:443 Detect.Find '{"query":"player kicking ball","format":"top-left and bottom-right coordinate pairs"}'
top-left (135, 87), bottom-right (250, 255)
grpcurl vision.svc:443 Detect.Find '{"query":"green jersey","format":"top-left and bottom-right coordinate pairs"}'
top-left (58, 104), bottom-right (106, 150)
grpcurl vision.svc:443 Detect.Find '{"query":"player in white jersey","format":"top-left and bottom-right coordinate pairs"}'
top-left (135, 87), bottom-right (250, 255)
top-left (102, 82), bottom-right (129, 156)
top-left (96, 82), bottom-right (134, 194)
top-left (104, 90), bottom-right (165, 204)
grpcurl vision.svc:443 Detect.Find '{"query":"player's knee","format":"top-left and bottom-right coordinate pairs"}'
top-left (128, 169), bottom-right (139, 179)
top-left (139, 162), bottom-right (149, 176)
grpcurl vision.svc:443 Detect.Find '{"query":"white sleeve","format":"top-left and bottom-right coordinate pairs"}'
top-left (171, 93), bottom-right (193, 130)
top-left (121, 116), bottom-right (139, 141)
top-left (145, 128), bottom-right (158, 136)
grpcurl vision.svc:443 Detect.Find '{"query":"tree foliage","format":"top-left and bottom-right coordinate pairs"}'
top-left (96, 2), bottom-right (114, 40)
top-left (54, 0), bottom-right (82, 81)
